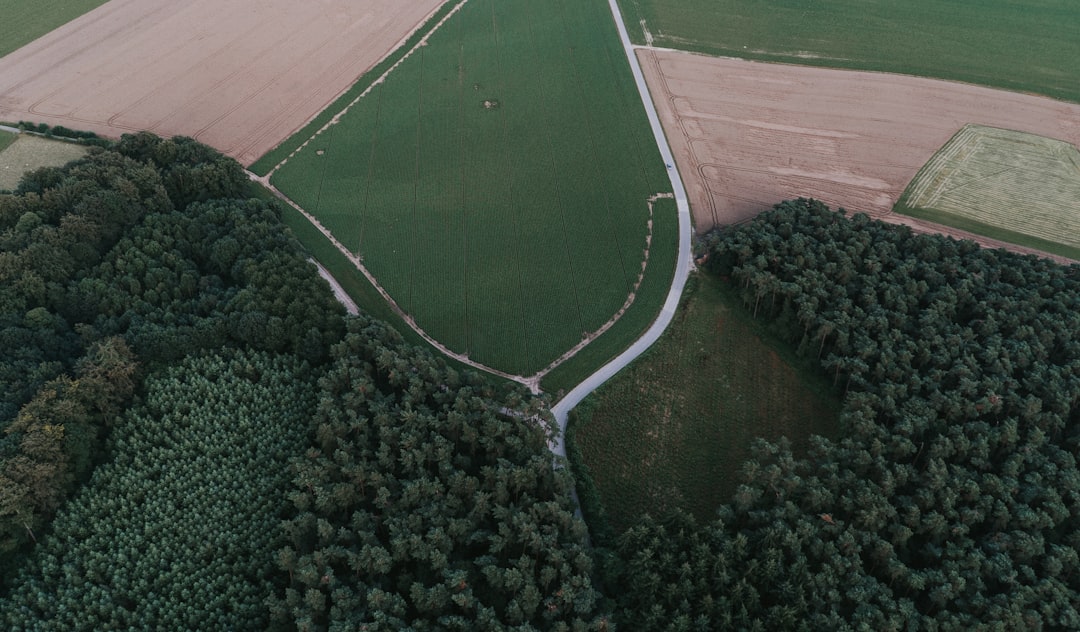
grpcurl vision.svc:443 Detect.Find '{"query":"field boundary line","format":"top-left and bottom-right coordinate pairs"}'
top-left (249, 170), bottom-right (539, 391)
top-left (253, 168), bottom-right (668, 394)
top-left (264, 0), bottom-right (472, 179)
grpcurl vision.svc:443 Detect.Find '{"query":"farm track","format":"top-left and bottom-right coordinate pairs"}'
top-left (252, 169), bottom-right (672, 394)
top-left (549, 0), bottom-right (693, 458)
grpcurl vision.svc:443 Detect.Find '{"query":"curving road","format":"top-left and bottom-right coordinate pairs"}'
top-left (549, 0), bottom-right (692, 457)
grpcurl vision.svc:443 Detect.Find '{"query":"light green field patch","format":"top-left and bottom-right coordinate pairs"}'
top-left (897, 125), bottom-right (1080, 259)
top-left (0, 134), bottom-right (88, 191)
top-left (0, 0), bottom-right (110, 58)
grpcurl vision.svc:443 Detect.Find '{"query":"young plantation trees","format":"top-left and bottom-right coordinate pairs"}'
top-left (0, 350), bottom-right (313, 629)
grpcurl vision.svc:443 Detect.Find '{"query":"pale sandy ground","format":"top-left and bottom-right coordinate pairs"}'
top-left (0, 0), bottom-right (444, 166)
top-left (0, 134), bottom-right (88, 190)
top-left (638, 49), bottom-right (1080, 255)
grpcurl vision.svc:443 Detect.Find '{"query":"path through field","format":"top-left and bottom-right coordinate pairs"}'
top-left (0, 0), bottom-right (445, 166)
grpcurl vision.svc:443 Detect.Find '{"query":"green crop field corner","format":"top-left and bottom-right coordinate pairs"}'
top-left (568, 273), bottom-right (840, 534)
top-left (270, 0), bottom-right (671, 378)
top-left (0, 129), bottom-right (16, 154)
top-left (0, 0), bottom-right (110, 59)
top-left (618, 0), bottom-right (1080, 104)
top-left (896, 124), bottom-right (1080, 260)
top-left (0, 134), bottom-right (89, 191)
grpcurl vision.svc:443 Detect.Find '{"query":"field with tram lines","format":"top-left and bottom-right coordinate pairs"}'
top-left (271, 0), bottom-right (671, 375)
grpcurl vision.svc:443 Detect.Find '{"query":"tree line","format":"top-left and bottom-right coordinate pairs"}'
top-left (0, 132), bottom-right (605, 630)
top-left (601, 198), bottom-right (1080, 629)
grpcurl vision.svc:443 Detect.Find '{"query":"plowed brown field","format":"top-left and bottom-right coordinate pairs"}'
top-left (638, 49), bottom-right (1080, 234)
top-left (0, 0), bottom-right (445, 166)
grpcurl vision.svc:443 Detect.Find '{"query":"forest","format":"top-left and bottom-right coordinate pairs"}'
top-left (3, 129), bottom-right (1079, 629)
top-left (0, 133), bottom-right (607, 630)
top-left (598, 199), bottom-right (1080, 629)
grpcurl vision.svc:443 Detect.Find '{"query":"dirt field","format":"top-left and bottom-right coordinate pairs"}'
top-left (0, 0), bottom-right (445, 166)
top-left (638, 49), bottom-right (1080, 234)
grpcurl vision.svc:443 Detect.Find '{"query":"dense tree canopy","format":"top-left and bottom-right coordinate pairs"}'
top-left (270, 316), bottom-right (608, 631)
top-left (608, 199), bottom-right (1080, 629)
top-left (0, 350), bottom-right (314, 629)
top-left (0, 133), bottom-right (344, 572)
top-left (0, 130), bottom-right (603, 629)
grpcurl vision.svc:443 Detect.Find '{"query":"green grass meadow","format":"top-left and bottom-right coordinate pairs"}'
top-left (569, 273), bottom-right (840, 533)
top-left (896, 125), bottom-right (1080, 260)
top-left (618, 0), bottom-right (1080, 103)
top-left (271, 0), bottom-right (670, 376)
top-left (0, 0), bottom-right (110, 58)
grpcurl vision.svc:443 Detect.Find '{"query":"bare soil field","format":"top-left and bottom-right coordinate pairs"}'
top-left (638, 49), bottom-right (1080, 234)
top-left (0, 0), bottom-right (445, 166)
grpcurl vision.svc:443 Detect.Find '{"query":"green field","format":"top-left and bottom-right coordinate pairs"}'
top-left (0, 0), bottom-right (109, 58)
top-left (569, 273), bottom-right (839, 533)
top-left (896, 125), bottom-right (1080, 260)
top-left (0, 130), bottom-right (15, 154)
top-left (271, 0), bottom-right (670, 376)
top-left (0, 134), bottom-right (88, 191)
top-left (618, 0), bottom-right (1080, 103)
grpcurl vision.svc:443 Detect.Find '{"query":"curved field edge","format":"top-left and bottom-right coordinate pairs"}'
top-left (247, 182), bottom-right (506, 386)
top-left (0, 0), bottom-right (111, 59)
top-left (539, 197), bottom-right (678, 394)
top-left (616, 0), bottom-right (1080, 105)
top-left (269, 0), bottom-right (671, 377)
top-left (246, 0), bottom-right (459, 176)
top-left (566, 273), bottom-right (841, 538)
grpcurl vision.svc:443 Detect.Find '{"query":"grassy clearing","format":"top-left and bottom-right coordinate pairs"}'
top-left (0, 134), bottom-right (88, 191)
top-left (271, 0), bottom-right (669, 376)
top-left (896, 125), bottom-right (1080, 260)
top-left (618, 0), bottom-right (1080, 104)
top-left (0, 0), bottom-right (109, 58)
top-left (569, 273), bottom-right (840, 534)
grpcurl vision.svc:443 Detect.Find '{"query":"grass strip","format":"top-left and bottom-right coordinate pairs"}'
top-left (894, 203), bottom-right (1080, 261)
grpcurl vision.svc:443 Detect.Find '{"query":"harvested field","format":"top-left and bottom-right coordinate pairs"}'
top-left (0, 0), bottom-right (445, 166)
top-left (638, 50), bottom-right (1080, 233)
top-left (0, 134), bottom-right (87, 191)
top-left (897, 125), bottom-right (1080, 259)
